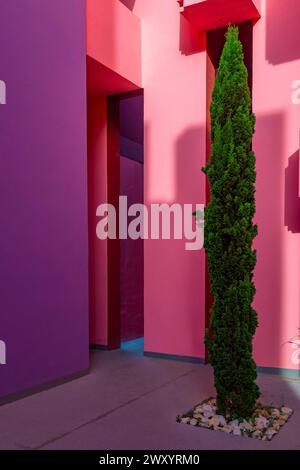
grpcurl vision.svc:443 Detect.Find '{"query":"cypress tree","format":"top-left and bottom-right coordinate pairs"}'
top-left (203, 26), bottom-right (260, 419)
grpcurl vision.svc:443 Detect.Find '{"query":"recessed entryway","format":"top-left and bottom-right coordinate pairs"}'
top-left (119, 92), bottom-right (144, 349)
top-left (87, 91), bottom-right (144, 351)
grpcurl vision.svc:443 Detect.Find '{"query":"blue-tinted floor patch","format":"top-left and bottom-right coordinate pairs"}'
top-left (121, 338), bottom-right (144, 355)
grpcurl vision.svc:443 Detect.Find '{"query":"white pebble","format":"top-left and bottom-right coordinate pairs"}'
top-left (181, 417), bottom-right (190, 424)
top-left (281, 407), bottom-right (293, 416)
top-left (233, 427), bottom-right (241, 436)
top-left (190, 418), bottom-right (198, 426)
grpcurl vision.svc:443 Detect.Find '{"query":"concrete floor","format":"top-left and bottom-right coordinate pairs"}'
top-left (0, 341), bottom-right (300, 450)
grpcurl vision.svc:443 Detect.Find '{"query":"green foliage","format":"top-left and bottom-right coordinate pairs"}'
top-left (203, 26), bottom-right (260, 419)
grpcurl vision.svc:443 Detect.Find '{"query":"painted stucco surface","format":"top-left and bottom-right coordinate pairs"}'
top-left (1, 0), bottom-right (300, 405)
top-left (88, 97), bottom-right (108, 347)
top-left (133, 0), bottom-right (206, 359)
top-left (252, 0), bottom-right (300, 370)
top-left (86, 0), bottom-right (141, 96)
top-left (0, 0), bottom-right (89, 398)
top-left (130, 0), bottom-right (300, 370)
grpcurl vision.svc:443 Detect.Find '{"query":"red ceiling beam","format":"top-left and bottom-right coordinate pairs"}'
top-left (179, 0), bottom-right (261, 32)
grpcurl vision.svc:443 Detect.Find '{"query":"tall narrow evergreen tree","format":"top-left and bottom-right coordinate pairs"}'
top-left (203, 26), bottom-right (260, 419)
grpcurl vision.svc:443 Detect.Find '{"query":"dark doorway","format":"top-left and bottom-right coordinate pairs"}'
top-left (119, 92), bottom-right (144, 348)
top-left (87, 91), bottom-right (144, 352)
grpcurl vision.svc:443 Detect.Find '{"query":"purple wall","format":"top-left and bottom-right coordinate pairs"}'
top-left (120, 95), bottom-right (144, 342)
top-left (0, 0), bottom-right (89, 399)
top-left (120, 157), bottom-right (144, 342)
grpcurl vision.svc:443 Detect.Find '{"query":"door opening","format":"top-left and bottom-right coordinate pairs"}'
top-left (119, 92), bottom-right (144, 352)
top-left (87, 91), bottom-right (144, 353)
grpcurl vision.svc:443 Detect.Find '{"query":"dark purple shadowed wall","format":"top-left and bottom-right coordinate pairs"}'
top-left (0, 0), bottom-right (89, 399)
top-left (120, 95), bottom-right (144, 342)
top-left (120, 157), bottom-right (144, 341)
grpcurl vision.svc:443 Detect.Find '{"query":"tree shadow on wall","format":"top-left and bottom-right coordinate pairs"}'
top-left (285, 150), bottom-right (300, 233)
top-left (266, 0), bottom-right (300, 65)
top-left (175, 126), bottom-right (206, 359)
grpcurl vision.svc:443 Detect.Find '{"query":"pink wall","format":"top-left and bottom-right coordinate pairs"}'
top-left (129, 0), bottom-right (300, 371)
top-left (86, 0), bottom-right (141, 92)
top-left (86, 0), bottom-right (300, 371)
top-left (133, 0), bottom-right (206, 359)
top-left (87, 1), bottom-right (142, 348)
top-left (87, 97), bottom-right (108, 346)
top-left (252, 0), bottom-right (300, 371)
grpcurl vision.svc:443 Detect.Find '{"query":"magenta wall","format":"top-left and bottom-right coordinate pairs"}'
top-left (88, 97), bottom-right (108, 347)
top-left (0, 0), bottom-right (89, 399)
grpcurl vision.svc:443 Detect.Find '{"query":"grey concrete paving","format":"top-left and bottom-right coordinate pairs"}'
top-left (0, 345), bottom-right (299, 450)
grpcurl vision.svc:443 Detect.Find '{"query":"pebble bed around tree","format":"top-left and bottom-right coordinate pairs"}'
top-left (177, 398), bottom-right (293, 440)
